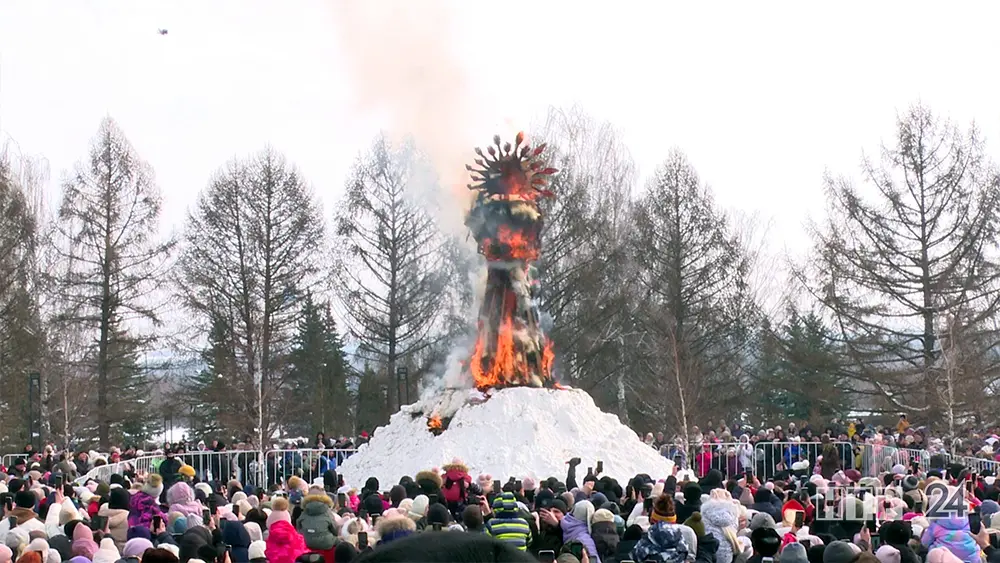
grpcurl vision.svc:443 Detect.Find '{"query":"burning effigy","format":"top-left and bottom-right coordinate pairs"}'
top-left (463, 132), bottom-right (558, 390)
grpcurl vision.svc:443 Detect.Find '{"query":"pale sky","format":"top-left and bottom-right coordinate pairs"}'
top-left (2, 0), bottom-right (999, 262)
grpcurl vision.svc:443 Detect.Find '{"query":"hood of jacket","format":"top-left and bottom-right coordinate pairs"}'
top-left (10, 507), bottom-right (37, 526)
top-left (99, 505), bottom-right (130, 527)
top-left (301, 494), bottom-right (333, 515)
top-left (265, 520), bottom-right (306, 563)
top-left (700, 499), bottom-right (738, 528)
top-left (632, 522), bottom-right (689, 563)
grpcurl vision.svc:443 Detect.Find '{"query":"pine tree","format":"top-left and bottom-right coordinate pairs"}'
top-left (185, 314), bottom-right (235, 438)
top-left (287, 295), bottom-right (352, 439)
top-left (355, 363), bottom-right (387, 436)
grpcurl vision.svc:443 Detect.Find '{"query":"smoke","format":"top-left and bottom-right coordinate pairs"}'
top-left (329, 0), bottom-right (477, 236)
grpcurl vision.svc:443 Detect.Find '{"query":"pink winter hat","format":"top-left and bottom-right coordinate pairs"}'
top-left (266, 497), bottom-right (292, 529)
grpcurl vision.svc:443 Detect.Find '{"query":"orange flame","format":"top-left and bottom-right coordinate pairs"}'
top-left (428, 414), bottom-right (442, 430)
top-left (480, 225), bottom-right (539, 262)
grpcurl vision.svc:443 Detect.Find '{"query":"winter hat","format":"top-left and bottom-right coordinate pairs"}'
top-left (408, 495), bottom-right (429, 521)
top-left (750, 512), bottom-right (776, 531)
top-left (683, 512), bottom-right (705, 537)
top-left (522, 477), bottom-right (536, 493)
top-left (194, 483), bottom-right (212, 498)
top-left (109, 488), bottom-right (131, 511)
top-left (891, 464), bottom-right (906, 476)
top-left (426, 503), bottom-right (451, 526)
top-left (782, 542), bottom-right (809, 563)
top-left (248, 540), bottom-right (266, 561)
top-left (333, 542), bottom-right (358, 563)
top-left (26, 539), bottom-right (49, 562)
top-left (981, 500), bottom-right (1000, 523)
top-left (875, 545), bottom-right (901, 563)
top-left (572, 500), bottom-right (596, 534)
top-left (0, 545), bottom-right (11, 563)
top-left (592, 509), bottom-right (615, 524)
top-left (124, 538), bottom-right (154, 558)
top-left (927, 547), bottom-right (964, 563)
top-left (750, 527), bottom-right (781, 558)
top-left (47, 536), bottom-right (71, 563)
top-left (92, 537), bottom-right (120, 563)
top-left (822, 541), bottom-right (858, 563)
top-left (590, 492), bottom-right (608, 510)
top-left (142, 548), bottom-right (179, 563)
top-left (265, 497), bottom-right (291, 528)
top-left (845, 469), bottom-right (862, 483)
top-left (389, 485), bottom-right (406, 507)
top-left (128, 526), bottom-right (153, 541)
top-left (650, 494), bottom-right (677, 525)
top-left (901, 475), bottom-right (919, 492)
top-left (14, 491), bottom-right (35, 509)
top-left (59, 505), bottom-right (79, 526)
top-left (363, 493), bottom-right (385, 517)
top-left (243, 522), bottom-right (262, 542)
top-left (170, 513), bottom-right (189, 535)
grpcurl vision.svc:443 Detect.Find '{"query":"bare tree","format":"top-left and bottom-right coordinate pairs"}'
top-left (531, 107), bottom-right (639, 422)
top-left (631, 150), bottom-right (761, 433)
top-left (177, 148), bottom-right (324, 443)
top-left (334, 135), bottom-right (455, 415)
top-left (802, 105), bottom-right (1000, 421)
top-left (47, 118), bottom-right (175, 448)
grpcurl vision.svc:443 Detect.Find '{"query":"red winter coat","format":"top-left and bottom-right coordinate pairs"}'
top-left (266, 520), bottom-right (307, 563)
top-left (442, 463), bottom-right (471, 505)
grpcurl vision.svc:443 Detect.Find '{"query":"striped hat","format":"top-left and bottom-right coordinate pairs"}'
top-left (492, 492), bottom-right (519, 515)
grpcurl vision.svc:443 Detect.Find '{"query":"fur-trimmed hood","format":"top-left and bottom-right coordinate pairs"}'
top-left (376, 516), bottom-right (416, 544)
top-left (414, 470), bottom-right (442, 489)
top-left (300, 494), bottom-right (333, 510)
top-left (700, 499), bottom-right (738, 528)
top-left (442, 462), bottom-right (469, 475)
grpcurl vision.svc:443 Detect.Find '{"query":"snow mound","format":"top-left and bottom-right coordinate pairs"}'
top-left (339, 387), bottom-right (674, 487)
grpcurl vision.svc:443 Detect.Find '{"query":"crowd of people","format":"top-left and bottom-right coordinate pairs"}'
top-left (0, 430), bottom-right (998, 563)
top-left (643, 417), bottom-right (1000, 481)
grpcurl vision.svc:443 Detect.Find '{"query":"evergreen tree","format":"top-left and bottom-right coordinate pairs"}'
top-left (185, 314), bottom-right (236, 438)
top-left (287, 294), bottom-right (352, 439)
top-left (355, 363), bottom-right (387, 435)
top-left (756, 311), bottom-right (846, 425)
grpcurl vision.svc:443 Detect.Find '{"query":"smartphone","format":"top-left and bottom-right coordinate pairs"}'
top-left (493, 480), bottom-right (501, 494)
top-left (152, 515), bottom-right (163, 531)
top-left (914, 501), bottom-right (924, 514)
top-left (793, 510), bottom-right (804, 528)
top-left (515, 480), bottom-right (522, 492)
top-left (968, 477), bottom-right (977, 493)
top-left (866, 517), bottom-right (878, 533)
top-left (357, 531), bottom-right (368, 550)
top-left (970, 512), bottom-right (982, 535)
top-left (337, 493), bottom-right (347, 508)
top-left (539, 550), bottom-right (556, 563)
top-left (202, 508), bottom-right (211, 526)
top-left (53, 475), bottom-right (63, 488)
top-left (883, 501), bottom-right (891, 510)
top-left (596, 461), bottom-right (604, 475)
top-left (233, 504), bottom-right (240, 518)
top-left (90, 515), bottom-right (108, 531)
top-left (587, 467), bottom-right (593, 476)
top-left (644, 498), bottom-right (654, 514)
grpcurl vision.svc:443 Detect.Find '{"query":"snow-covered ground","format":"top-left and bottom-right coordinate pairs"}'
top-left (339, 387), bottom-right (674, 487)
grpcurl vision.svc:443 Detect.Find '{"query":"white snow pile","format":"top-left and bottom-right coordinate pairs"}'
top-left (339, 387), bottom-right (674, 487)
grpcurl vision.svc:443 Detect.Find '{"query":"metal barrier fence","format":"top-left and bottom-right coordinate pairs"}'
top-left (71, 449), bottom-right (359, 488)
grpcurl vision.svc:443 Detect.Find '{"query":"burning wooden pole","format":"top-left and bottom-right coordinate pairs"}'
top-left (464, 133), bottom-right (557, 390)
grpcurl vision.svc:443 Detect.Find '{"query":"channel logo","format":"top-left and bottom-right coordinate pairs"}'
top-left (812, 482), bottom-right (970, 521)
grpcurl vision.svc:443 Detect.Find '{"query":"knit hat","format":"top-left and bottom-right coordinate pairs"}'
top-left (178, 465), bottom-right (196, 479)
top-left (0, 545), bottom-right (11, 563)
top-left (592, 509), bottom-right (615, 524)
top-left (58, 505), bottom-right (79, 526)
top-left (243, 522), bottom-right (262, 542)
top-left (683, 512), bottom-right (705, 537)
top-left (647, 493), bottom-right (675, 525)
top-left (92, 538), bottom-right (120, 563)
top-left (845, 469), bottom-right (862, 483)
top-left (109, 488), bottom-right (131, 511)
top-left (891, 464), bottom-right (906, 476)
top-left (248, 541), bottom-right (266, 561)
top-left (333, 542), bottom-right (357, 563)
top-left (492, 492), bottom-right (519, 517)
top-left (981, 500), bottom-right (1000, 523)
top-left (782, 542), bottom-right (809, 563)
top-left (266, 497), bottom-right (291, 528)
top-left (875, 545), bottom-right (901, 563)
top-left (901, 475), bottom-right (919, 492)
top-left (123, 538), bottom-right (154, 558)
top-left (750, 512), bottom-right (776, 531)
top-left (823, 541), bottom-right (858, 563)
top-left (26, 539), bottom-right (48, 562)
top-left (408, 495), bottom-right (429, 521)
top-left (127, 526), bottom-right (152, 541)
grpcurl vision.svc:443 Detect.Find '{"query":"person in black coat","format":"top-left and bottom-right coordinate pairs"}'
top-left (750, 488), bottom-right (781, 522)
top-left (675, 483), bottom-right (703, 524)
top-left (614, 525), bottom-right (644, 563)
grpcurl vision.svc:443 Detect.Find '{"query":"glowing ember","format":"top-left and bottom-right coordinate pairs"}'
top-left (465, 133), bottom-right (559, 390)
top-left (427, 414), bottom-right (442, 432)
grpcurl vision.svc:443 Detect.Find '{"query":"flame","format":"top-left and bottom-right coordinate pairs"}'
top-left (480, 225), bottom-right (540, 262)
top-left (428, 414), bottom-right (442, 430)
top-left (541, 340), bottom-right (555, 378)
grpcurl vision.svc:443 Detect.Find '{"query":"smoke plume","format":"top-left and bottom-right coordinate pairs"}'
top-left (329, 0), bottom-right (477, 234)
